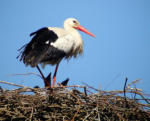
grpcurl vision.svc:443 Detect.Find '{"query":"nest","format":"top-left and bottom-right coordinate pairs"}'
top-left (0, 82), bottom-right (150, 121)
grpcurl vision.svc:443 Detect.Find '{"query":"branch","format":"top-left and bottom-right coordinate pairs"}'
top-left (0, 80), bottom-right (27, 88)
top-left (123, 77), bottom-right (128, 102)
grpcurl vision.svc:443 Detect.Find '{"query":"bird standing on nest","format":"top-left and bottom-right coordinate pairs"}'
top-left (17, 18), bottom-right (95, 87)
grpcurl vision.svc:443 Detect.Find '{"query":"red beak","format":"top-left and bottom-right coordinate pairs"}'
top-left (75, 25), bottom-right (96, 37)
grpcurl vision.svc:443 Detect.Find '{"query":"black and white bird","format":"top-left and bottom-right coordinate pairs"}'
top-left (17, 18), bottom-right (95, 87)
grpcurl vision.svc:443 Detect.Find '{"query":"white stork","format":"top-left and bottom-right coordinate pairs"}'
top-left (17, 18), bottom-right (95, 87)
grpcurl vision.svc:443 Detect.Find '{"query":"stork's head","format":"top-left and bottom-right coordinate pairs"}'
top-left (64, 18), bottom-right (96, 37)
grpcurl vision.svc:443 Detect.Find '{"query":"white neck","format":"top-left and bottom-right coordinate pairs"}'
top-left (64, 23), bottom-right (83, 55)
top-left (64, 24), bottom-right (82, 41)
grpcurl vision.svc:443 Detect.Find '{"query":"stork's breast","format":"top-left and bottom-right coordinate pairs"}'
top-left (50, 34), bottom-right (75, 54)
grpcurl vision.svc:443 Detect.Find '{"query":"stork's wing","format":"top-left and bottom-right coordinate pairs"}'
top-left (18, 27), bottom-right (59, 67)
top-left (18, 27), bottom-right (76, 67)
top-left (40, 33), bottom-right (75, 64)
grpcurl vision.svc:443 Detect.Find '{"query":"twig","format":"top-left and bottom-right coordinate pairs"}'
top-left (71, 103), bottom-right (80, 121)
top-left (103, 90), bottom-right (150, 104)
top-left (128, 79), bottom-right (141, 87)
top-left (83, 107), bottom-right (97, 121)
top-left (7, 73), bottom-right (42, 79)
top-left (97, 107), bottom-right (101, 121)
top-left (84, 86), bottom-right (87, 96)
top-left (53, 85), bottom-right (85, 89)
top-left (0, 80), bottom-right (27, 88)
top-left (116, 112), bottom-right (125, 120)
top-left (123, 77), bottom-right (128, 106)
top-left (133, 88), bottom-right (137, 100)
top-left (82, 82), bottom-right (100, 92)
top-left (29, 107), bottom-right (34, 121)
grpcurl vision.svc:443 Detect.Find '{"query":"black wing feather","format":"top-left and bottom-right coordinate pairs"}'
top-left (40, 46), bottom-right (66, 63)
top-left (17, 27), bottom-right (65, 67)
top-left (30, 27), bottom-right (48, 37)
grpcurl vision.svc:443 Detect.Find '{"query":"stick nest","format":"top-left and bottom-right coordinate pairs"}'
top-left (0, 86), bottom-right (150, 121)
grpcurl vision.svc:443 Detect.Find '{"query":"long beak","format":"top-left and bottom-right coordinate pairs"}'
top-left (75, 25), bottom-right (96, 37)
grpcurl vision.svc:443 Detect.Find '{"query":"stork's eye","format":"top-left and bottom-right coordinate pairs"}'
top-left (73, 20), bottom-right (77, 24)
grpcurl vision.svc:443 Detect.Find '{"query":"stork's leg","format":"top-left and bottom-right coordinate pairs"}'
top-left (52, 63), bottom-right (59, 87)
top-left (36, 65), bottom-right (50, 87)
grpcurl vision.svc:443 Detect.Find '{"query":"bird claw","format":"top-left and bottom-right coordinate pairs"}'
top-left (61, 78), bottom-right (69, 86)
top-left (46, 72), bottom-right (51, 87)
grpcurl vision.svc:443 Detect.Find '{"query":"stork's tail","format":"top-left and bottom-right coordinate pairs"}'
top-left (16, 44), bottom-right (27, 61)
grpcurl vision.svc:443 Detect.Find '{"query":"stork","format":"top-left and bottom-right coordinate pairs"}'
top-left (17, 18), bottom-right (95, 87)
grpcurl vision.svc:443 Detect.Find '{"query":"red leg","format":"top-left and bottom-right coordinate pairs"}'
top-left (52, 63), bottom-right (59, 87)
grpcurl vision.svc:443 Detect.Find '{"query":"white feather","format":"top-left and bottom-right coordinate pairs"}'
top-left (48, 18), bottom-right (84, 56)
top-left (48, 27), bottom-right (83, 54)
top-left (51, 34), bottom-right (75, 53)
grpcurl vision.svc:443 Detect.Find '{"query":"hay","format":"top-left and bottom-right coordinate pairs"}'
top-left (0, 85), bottom-right (150, 121)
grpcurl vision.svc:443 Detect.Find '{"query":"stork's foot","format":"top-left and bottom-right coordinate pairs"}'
top-left (61, 78), bottom-right (69, 86)
top-left (46, 72), bottom-right (51, 87)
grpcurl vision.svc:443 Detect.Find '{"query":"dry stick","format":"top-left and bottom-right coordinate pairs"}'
top-left (0, 80), bottom-right (27, 88)
top-left (82, 82), bottom-right (100, 92)
top-left (29, 107), bottom-right (34, 121)
top-left (133, 91), bottom-right (150, 104)
top-left (83, 107), bottom-right (97, 121)
top-left (97, 107), bottom-right (101, 121)
top-left (52, 85), bottom-right (85, 89)
top-left (116, 112), bottom-right (125, 121)
top-left (123, 77), bottom-right (128, 106)
top-left (104, 90), bottom-right (150, 104)
top-left (86, 89), bottom-right (95, 95)
top-left (71, 103), bottom-right (81, 121)
top-left (96, 93), bottom-right (101, 121)
top-left (57, 82), bottom-right (95, 95)
top-left (84, 86), bottom-right (87, 96)
top-left (69, 91), bottom-right (82, 121)
top-left (85, 88), bottom-right (150, 104)
top-left (7, 73), bottom-right (42, 79)
top-left (133, 88), bottom-right (137, 100)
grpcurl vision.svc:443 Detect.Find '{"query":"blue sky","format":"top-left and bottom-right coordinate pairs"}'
top-left (0, 0), bottom-right (150, 94)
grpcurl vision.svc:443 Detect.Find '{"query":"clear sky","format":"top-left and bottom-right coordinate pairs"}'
top-left (0, 0), bottom-right (150, 94)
